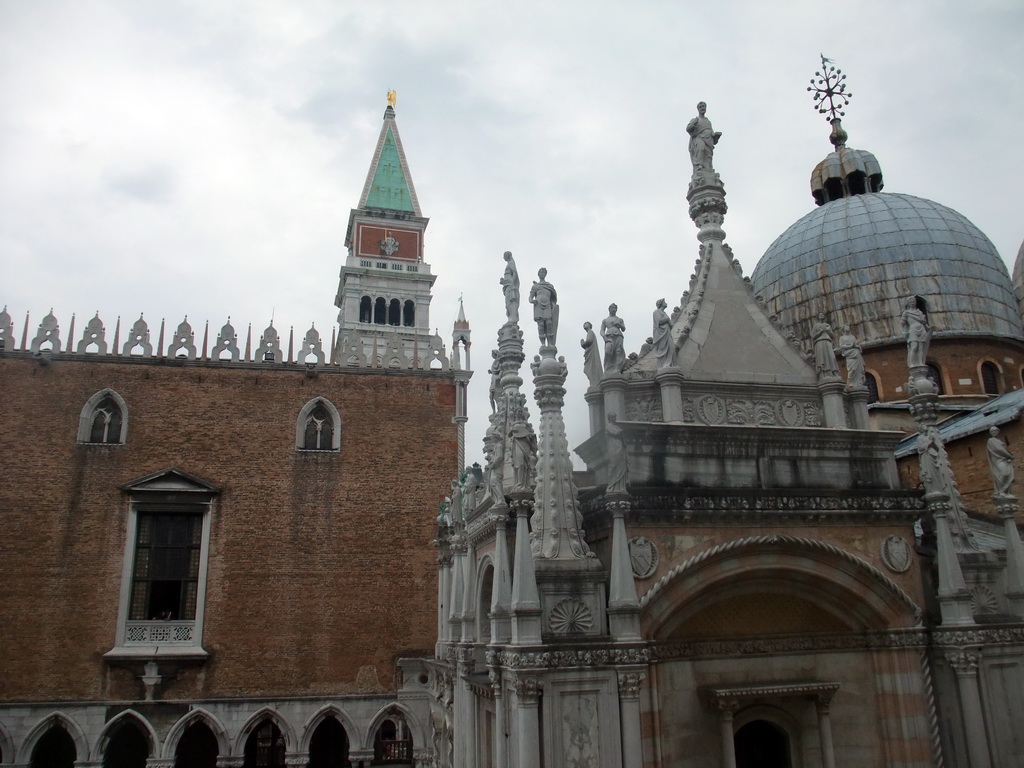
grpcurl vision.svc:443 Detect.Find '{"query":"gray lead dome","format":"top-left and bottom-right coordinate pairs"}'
top-left (751, 192), bottom-right (1024, 347)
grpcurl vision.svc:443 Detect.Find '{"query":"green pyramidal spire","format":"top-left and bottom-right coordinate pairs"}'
top-left (358, 105), bottom-right (421, 215)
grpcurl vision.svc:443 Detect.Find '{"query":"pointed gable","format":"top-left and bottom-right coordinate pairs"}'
top-left (358, 107), bottom-right (421, 215)
top-left (673, 241), bottom-right (816, 385)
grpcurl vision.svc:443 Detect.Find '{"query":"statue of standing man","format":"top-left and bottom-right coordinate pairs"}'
top-left (500, 251), bottom-right (520, 324)
top-left (529, 267), bottom-right (559, 346)
top-left (686, 101), bottom-right (722, 177)
top-left (901, 297), bottom-right (931, 369)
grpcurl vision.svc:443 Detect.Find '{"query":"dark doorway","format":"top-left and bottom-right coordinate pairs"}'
top-left (309, 717), bottom-right (351, 768)
top-left (103, 721), bottom-right (149, 768)
top-left (175, 721), bottom-right (219, 768)
top-left (735, 719), bottom-right (791, 768)
top-left (31, 726), bottom-right (76, 768)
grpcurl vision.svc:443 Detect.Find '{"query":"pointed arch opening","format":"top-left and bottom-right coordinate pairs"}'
top-left (308, 716), bottom-right (351, 768)
top-left (244, 721), bottom-right (286, 768)
top-left (174, 721), bottom-right (219, 768)
top-left (21, 714), bottom-right (88, 768)
top-left (296, 398), bottom-right (342, 452)
top-left (78, 389), bottom-right (128, 444)
top-left (101, 719), bottom-right (150, 768)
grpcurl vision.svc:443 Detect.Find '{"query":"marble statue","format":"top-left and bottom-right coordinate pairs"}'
top-left (900, 298), bottom-right (931, 369)
top-left (580, 322), bottom-right (603, 388)
top-left (987, 426), bottom-right (1015, 497)
top-left (686, 101), bottom-right (722, 175)
top-left (500, 251), bottom-right (520, 324)
top-left (488, 350), bottom-right (500, 412)
top-left (835, 324), bottom-right (865, 387)
top-left (811, 313), bottom-right (840, 377)
top-left (510, 420), bottom-right (537, 490)
top-left (601, 304), bottom-right (626, 373)
top-left (529, 268), bottom-right (558, 346)
top-left (485, 432), bottom-right (506, 505)
top-left (605, 413), bottom-right (629, 494)
top-left (639, 337), bottom-right (653, 357)
top-left (652, 298), bottom-right (672, 368)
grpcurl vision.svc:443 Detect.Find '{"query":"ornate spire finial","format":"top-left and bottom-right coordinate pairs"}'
top-left (387, 89), bottom-right (397, 109)
top-left (808, 54), bottom-right (852, 149)
top-left (808, 54), bottom-right (852, 121)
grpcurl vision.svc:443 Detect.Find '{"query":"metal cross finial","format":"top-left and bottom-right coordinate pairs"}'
top-left (807, 54), bottom-right (852, 121)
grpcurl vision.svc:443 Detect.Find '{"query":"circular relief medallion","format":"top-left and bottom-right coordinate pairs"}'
top-left (696, 395), bottom-right (726, 425)
top-left (628, 536), bottom-right (660, 579)
top-left (880, 534), bottom-right (912, 573)
top-left (969, 585), bottom-right (999, 615)
top-left (775, 398), bottom-right (805, 427)
top-left (548, 597), bottom-right (594, 634)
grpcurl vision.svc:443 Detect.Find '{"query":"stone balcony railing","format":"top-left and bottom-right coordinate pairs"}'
top-left (125, 620), bottom-right (195, 645)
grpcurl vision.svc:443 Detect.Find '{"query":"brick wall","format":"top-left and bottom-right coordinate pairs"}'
top-left (0, 354), bottom-right (457, 702)
top-left (857, 337), bottom-right (1024, 402)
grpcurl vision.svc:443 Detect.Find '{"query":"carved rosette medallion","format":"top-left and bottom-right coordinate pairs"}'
top-left (969, 585), bottom-right (999, 615)
top-left (628, 536), bottom-right (660, 579)
top-left (696, 395), bottom-right (726, 425)
top-left (880, 535), bottom-right (912, 573)
top-left (548, 597), bottom-right (594, 634)
top-left (775, 398), bottom-right (805, 427)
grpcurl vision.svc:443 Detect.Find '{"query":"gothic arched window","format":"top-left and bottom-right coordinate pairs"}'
top-left (296, 398), bottom-right (342, 452)
top-left (78, 389), bottom-right (128, 444)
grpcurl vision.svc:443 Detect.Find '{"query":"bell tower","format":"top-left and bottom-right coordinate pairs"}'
top-left (335, 93), bottom-right (439, 363)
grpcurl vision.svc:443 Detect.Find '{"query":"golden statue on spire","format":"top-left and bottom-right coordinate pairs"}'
top-left (387, 89), bottom-right (397, 108)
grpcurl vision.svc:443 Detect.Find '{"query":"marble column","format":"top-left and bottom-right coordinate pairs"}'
top-left (490, 508), bottom-right (513, 643)
top-left (618, 671), bottom-right (646, 768)
top-left (602, 374), bottom-right (627, 424)
top-left (284, 754), bottom-right (309, 767)
top-left (655, 368), bottom-right (685, 423)
top-left (513, 678), bottom-right (542, 768)
top-left (817, 377), bottom-right (848, 429)
top-left (714, 700), bottom-right (739, 768)
top-left (491, 668), bottom-right (508, 768)
top-left (847, 386), bottom-right (870, 430)
top-left (945, 650), bottom-right (991, 768)
top-left (996, 496), bottom-right (1024, 615)
top-left (509, 495), bottom-right (541, 644)
top-left (930, 492), bottom-right (975, 626)
top-left (814, 696), bottom-right (837, 768)
top-left (585, 388), bottom-right (604, 437)
top-left (607, 496), bottom-right (641, 641)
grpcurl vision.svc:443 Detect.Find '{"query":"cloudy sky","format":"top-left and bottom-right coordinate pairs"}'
top-left (2, 0), bottom-right (1023, 467)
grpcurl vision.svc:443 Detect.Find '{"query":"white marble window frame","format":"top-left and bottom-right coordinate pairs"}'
top-left (77, 388), bottom-right (129, 444)
top-left (105, 498), bottom-right (212, 661)
top-left (295, 397), bottom-right (342, 452)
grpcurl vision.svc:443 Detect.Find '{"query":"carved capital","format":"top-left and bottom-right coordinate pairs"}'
top-left (514, 677), bottom-right (543, 702)
top-left (618, 672), bottom-right (646, 699)
top-left (945, 649), bottom-right (980, 675)
top-left (712, 697), bottom-right (741, 714)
